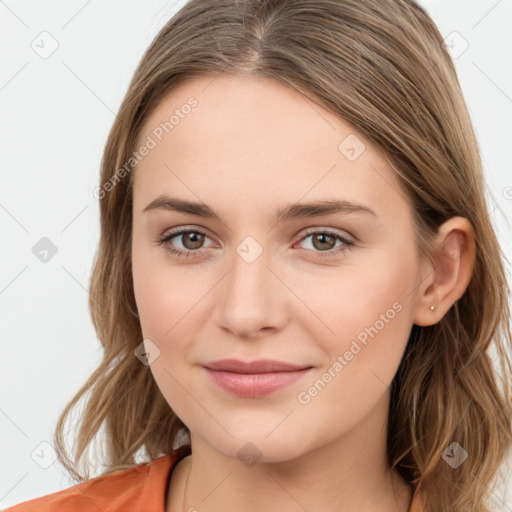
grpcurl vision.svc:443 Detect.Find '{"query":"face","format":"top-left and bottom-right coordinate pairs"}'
top-left (131, 74), bottom-right (423, 462)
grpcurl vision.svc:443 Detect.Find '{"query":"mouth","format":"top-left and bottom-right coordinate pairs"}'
top-left (201, 359), bottom-right (314, 398)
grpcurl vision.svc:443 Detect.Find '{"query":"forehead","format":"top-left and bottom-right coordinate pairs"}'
top-left (132, 74), bottom-right (410, 221)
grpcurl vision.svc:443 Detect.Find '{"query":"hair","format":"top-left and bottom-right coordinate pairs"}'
top-left (53, 1), bottom-right (512, 510)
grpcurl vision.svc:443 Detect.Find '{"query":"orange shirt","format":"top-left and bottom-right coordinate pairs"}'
top-left (4, 445), bottom-right (423, 512)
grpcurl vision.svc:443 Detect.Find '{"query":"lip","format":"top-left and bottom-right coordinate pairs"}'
top-left (202, 358), bottom-right (311, 373)
top-left (201, 359), bottom-right (313, 397)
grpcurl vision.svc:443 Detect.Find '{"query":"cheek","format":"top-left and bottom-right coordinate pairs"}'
top-left (132, 243), bottom-right (162, 338)
top-left (131, 244), bottom-right (209, 385)
top-left (134, 273), bottom-right (196, 343)
top-left (292, 274), bottom-right (413, 437)
top-left (292, 257), bottom-right (410, 337)
top-left (132, 235), bottom-right (189, 339)
top-left (131, 247), bottom-right (199, 418)
top-left (294, 252), bottom-right (416, 384)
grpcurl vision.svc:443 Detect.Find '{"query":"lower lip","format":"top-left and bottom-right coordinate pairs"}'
top-left (203, 367), bottom-right (313, 397)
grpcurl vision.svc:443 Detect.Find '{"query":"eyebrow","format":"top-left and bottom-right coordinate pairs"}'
top-left (142, 195), bottom-right (377, 221)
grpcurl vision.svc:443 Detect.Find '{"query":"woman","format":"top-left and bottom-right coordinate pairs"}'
top-left (6, 1), bottom-right (511, 511)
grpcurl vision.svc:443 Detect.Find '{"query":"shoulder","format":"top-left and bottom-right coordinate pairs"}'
top-left (2, 445), bottom-right (191, 512)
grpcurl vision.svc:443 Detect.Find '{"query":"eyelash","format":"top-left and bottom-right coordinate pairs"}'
top-left (155, 227), bottom-right (354, 260)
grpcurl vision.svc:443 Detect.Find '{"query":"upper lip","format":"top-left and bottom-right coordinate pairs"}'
top-left (202, 358), bottom-right (312, 373)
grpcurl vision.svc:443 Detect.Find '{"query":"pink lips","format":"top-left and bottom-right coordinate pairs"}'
top-left (202, 358), bottom-right (313, 398)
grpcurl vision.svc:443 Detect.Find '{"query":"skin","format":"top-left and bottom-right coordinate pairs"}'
top-left (130, 74), bottom-right (475, 512)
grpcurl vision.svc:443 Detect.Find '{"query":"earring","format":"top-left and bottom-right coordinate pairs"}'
top-left (430, 305), bottom-right (435, 311)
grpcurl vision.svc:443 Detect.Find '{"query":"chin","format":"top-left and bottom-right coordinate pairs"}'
top-left (192, 420), bottom-right (319, 465)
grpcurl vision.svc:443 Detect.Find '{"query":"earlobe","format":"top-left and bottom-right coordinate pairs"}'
top-left (412, 217), bottom-right (475, 327)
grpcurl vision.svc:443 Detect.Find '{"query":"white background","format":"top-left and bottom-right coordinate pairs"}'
top-left (1, 0), bottom-right (511, 509)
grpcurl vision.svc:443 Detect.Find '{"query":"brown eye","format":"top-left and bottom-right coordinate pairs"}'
top-left (180, 231), bottom-right (205, 250)
top-left (297, 229), bottom-right (354, 259)
top-left (311, 233), bottom-right (337, 251)
top-left (157, 228), bottom-right (212, 258)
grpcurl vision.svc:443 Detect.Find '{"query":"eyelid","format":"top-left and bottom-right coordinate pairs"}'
top-left (296, 226), bottom-right (353, 243)
top-left (161, 225), bottom-right (215, 240)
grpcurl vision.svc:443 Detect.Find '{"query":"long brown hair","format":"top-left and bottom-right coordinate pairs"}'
top-left (53, 1), bottom-right (512, 510)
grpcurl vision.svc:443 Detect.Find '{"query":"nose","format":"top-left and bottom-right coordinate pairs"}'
top-left (215, 244), bottom-right (289, 339)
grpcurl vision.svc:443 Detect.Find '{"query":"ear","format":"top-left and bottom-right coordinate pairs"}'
top-left (412, 216), bottom-right (476, 327)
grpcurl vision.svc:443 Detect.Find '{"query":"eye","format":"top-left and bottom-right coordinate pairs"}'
top-left (295, 228), bottom-right (354, 259)
top-left (156, 228), bottom-right (214, 259)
